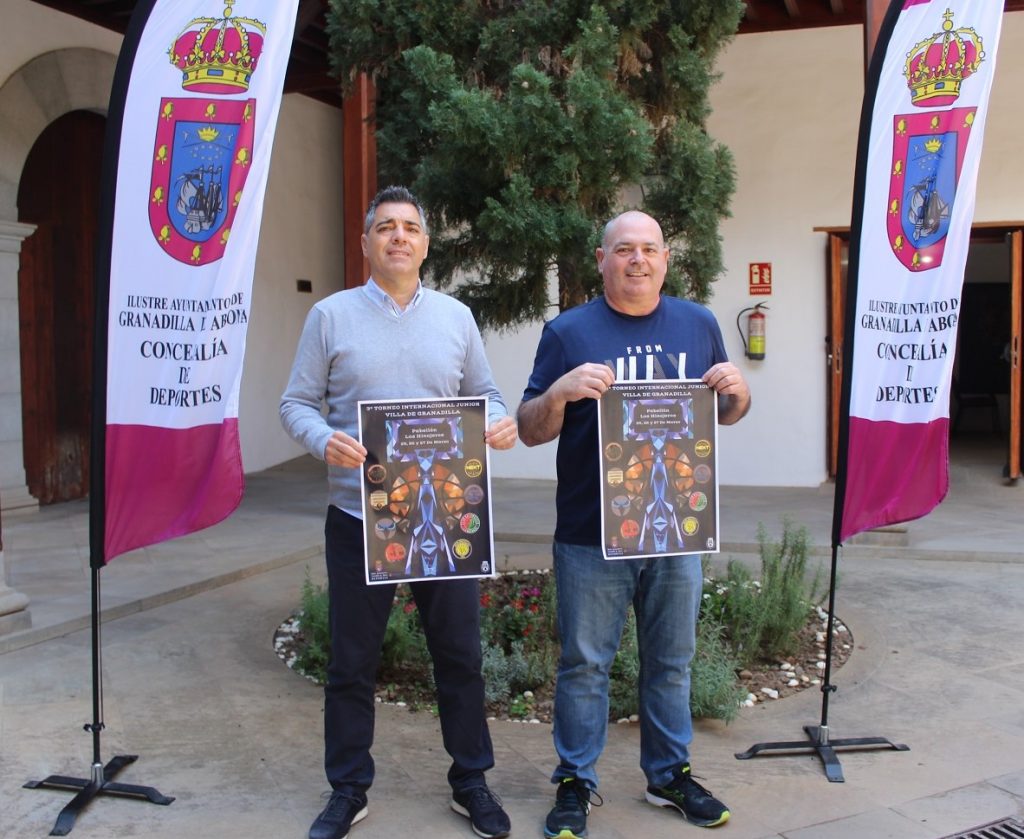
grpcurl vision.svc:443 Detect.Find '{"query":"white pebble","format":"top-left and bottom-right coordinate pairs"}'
top-left (787, 679), bottom-right (799, 687)
top-left (816, 661), bottom-right (826, 670)
top-left (760, 687), bottom-right (780, 700)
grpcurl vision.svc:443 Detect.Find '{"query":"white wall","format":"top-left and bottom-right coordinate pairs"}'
top-left (239, 94), bottom-right (345, 471)
top-left (705, 24), bottom-right (864, 487)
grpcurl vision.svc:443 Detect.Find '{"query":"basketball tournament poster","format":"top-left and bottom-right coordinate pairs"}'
top-left (358, 397), bottom-right (496, 584)
top-left (598, 380), bottom-right (719, 559)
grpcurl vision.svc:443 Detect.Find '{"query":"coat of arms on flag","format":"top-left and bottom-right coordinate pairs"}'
top-left (886, 8), bottom-right (985, 273)
top-left (148, 2), bottom-right (265, 266)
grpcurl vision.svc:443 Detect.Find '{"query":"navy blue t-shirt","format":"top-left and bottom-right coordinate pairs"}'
top-left (521, 295), bottom-right (728, 545)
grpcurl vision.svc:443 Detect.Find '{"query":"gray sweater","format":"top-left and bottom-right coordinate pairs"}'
top-left (280, 284), bottom-right (508, 517)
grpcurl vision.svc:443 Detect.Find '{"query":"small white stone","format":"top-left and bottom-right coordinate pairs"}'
top-left (815, 631), bottom-right (826, 642)
top-left (816, 661), bottom-right (826, 669)
top-left (780, 662), bottom-right (793, 671)
top-left (396, 701), bottom-right (407, 707)
top-left (530, 719), bottom-right (541, 724)
top-left (743, 699), bottom-right (755, 707)
top-left (523, 690), bottom-right (534, 700)
top-left (617, 717), bottom-right (630, 725)
top-left (811, 678), bottom-right (821, 685)
top-left (629, 714), bottom-right (640, 723)
top-left (760, 687), bottom-right (779, 700)
top-left (746, 693), bottom-right (757, 703)
top-left (800, 675), bottom-right (810, 683)
top-left (787, 679), bottom-right (799, 687)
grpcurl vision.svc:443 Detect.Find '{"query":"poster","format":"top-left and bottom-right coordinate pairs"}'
top-left (598, 380), bottom-right (719, 560)
top-left (358, 397), bottom-right (496, 584)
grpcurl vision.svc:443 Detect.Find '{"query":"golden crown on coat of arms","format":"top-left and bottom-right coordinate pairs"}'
top-left (903, 9), bottom-right (984, 107)
top-left (168, 0), bottom-right (267, 94)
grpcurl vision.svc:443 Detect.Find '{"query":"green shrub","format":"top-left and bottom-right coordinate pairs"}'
top-left (702, 518), bottom-right (824, 668)
top-left (289, 521), bottom-right (823, 723)
top-left (691, 619), bottom-right (747, 722)
top-left (294, 573), bottom-right (331, 683)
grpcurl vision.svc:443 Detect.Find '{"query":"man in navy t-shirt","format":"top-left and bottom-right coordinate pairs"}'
top-left (518, 211), bottom-right (750, 838)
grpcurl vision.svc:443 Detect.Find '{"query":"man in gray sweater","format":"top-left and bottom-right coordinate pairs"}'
top-left (281, 185), bottom-right (517, 839)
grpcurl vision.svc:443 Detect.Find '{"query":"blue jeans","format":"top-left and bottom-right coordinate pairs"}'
top-left (551, 541), bottom-right (703, 790)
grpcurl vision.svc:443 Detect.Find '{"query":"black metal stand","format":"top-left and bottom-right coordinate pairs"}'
top-left (734, 543), bottom-right (909, 782)
top-left (24, 566), bottom-right (174, 835)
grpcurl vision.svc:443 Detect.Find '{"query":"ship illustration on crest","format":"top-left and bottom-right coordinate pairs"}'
top-left (149, 1), bottom-right (265, 266)
top-left (887, 8), bottom-right (985, 272)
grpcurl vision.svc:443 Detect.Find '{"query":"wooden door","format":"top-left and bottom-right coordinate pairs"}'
top-left (826, 233), bottom-right (848, 478)
top-left (1009, 230), bottom-right (1022, 481)
top-left (17, 111), bottom-right (104, 504)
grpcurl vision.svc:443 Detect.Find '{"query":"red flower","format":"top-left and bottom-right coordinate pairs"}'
top-left (403, 603), bottom-right (415, 614)
top-left (480, 593), bottom-right (492, 608)
top-left (529, 604), bottom-right (540, 613)
top-left (513, 599), bottom-right (524, 611)
top-left (522, 625), bottom-right (531, 637)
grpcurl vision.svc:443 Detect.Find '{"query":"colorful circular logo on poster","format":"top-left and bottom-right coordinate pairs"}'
top-left (464, 484), bottom-right (484, 505)
top-left (384, 542), bottom-right (406, 563)
top-left (367, 464), bottom-right (387, 484)
top-left (604, 442), bottom-right (623, 462)
top-left (620, 519), bottom-right (640, 539)
top-left (460, 513), bottom-right (481, 533)
top-left (453, 539), bottom-right (473, 559)
top-left (369, 490), bottom-right (388, 511)
top-left (607, 469), bottom-right (624, 486)
top-left (688, 492), bottom-right (708, 512)
top-left (694, 440), bottom-right (712, 458)
top-left (464, 459), bottom-right (483, 478)
top-left (374, 518), bottom-right (396, 540)
top-left (610, 495), bottom-right (630, 517)
top-left (693, 464), bottom-right (712, 484)
top-left (682, 516), bottom-right (699, 536)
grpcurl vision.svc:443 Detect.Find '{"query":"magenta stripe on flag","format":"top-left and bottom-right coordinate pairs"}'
top-left (104, 420), bottom-right (244, 561)
top-left (840, 417), bottom-right (949, 542)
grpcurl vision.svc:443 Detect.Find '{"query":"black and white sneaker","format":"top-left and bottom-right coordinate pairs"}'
top-left (451, 783), bottom-right (511, 838)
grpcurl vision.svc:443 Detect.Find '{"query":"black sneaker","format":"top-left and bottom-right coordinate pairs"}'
top-left (645, 764), bottom-right (730, 828)
top-left (308, 789), bottom-right (368, 839)
top-left (451, 784), bottom-right (511, 838)
top-left (544, 777), bottom-right (601, 839)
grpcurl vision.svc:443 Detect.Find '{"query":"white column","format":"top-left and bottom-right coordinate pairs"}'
top-left (0, 221), bottom-right (36, 635)
top-left (0, 220), bottom-right (38, 513)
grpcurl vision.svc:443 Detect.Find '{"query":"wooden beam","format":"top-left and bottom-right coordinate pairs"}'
top-left (342, 75), bottom-right (377, 289)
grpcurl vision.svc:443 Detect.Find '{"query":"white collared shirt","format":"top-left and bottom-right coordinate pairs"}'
top-left (362, 276), bottom-right (424, 318)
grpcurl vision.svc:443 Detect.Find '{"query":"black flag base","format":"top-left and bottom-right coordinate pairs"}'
top-left (24, 754), bottom-right (174, 836)
top-left (734, 724), bottom-right (909, 783)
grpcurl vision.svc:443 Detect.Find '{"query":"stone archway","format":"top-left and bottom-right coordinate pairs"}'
top-left (0, 48), bottom-right (116, 633)
top-left (0, 48), bottom-right (116, 512)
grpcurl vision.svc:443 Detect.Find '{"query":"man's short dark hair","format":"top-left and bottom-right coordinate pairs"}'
top-left (364, 185), bottom-right (429, 236)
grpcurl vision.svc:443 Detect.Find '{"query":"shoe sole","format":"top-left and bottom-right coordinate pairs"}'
top-left (449, 800), bottom-right (511, 838)
top-left (645, 791), bottom-right (730, 828)
top-left (543, 830), bottom-right (586, 839)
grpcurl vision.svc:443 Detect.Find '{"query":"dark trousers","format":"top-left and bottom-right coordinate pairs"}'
top-left (323, 505), bottom-right (494, 793)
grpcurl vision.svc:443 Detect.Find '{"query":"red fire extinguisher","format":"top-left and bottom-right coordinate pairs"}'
top-left (736, 304), bottom-right (768, 360)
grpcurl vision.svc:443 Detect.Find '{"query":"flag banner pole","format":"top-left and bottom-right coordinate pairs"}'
top-left (25, 0), bottom-right (298, 832)
top-left (738, 0), bottom-right (1004, 780)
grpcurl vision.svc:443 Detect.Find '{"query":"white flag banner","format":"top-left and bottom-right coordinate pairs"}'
top-left (836, 0), bottom-right (1003, 543)
top-left (99, 0), bottom-right (298, 561)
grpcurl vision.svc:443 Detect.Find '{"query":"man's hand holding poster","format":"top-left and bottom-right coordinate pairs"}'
top-left (598, 380), bottom-right (719, 560)
top-left (358, 397), bottom-right (496, 584)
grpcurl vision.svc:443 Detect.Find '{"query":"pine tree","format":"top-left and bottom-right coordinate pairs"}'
top-left (328, 0), bottom-right (744, 330)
